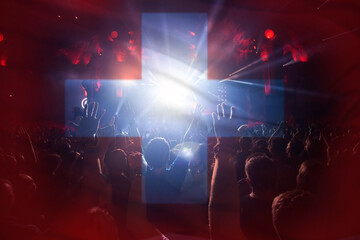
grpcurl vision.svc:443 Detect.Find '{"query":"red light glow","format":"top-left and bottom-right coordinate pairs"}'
top-left (111, 31), bottom-right (118, 39)
top-left (0, 56), bottom-right (7, 66)
top-left (189, 31), bottom-right (196, 36)
top-left (0, 33), bottom-right (4, 42)
top-left (82, 86), bottom-right (88, 97)
top-left (265, 82), bottom-right (271, 95)
top-left (82, 53), bottom-right (91, 65)
top-left (260, 51), bottom-right (269, 61)
top-left (95, 80), bottom-right (101, 92)
top-left (283, 44), bottom-right (308, 62)
top-left (114, 48), bottom-right (127, 62)
top-left (264, 29), bottom-right (275, 40)
top-left (128, 45), bottom-right (136, 52)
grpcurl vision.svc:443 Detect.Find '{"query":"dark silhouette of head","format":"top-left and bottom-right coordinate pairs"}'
top-left (251, 139), bottom-right (270, 156)
top-left (269, 137), bottom-right (287, 158)
top-left (11, 174), bottom-right (37, 204)
top-left (245, 155), bottom-right (277, 193)
top-left (145, 137), bottom-right (170, 169)
top-left (239, 137), bottom-right (252, 152)
top-left (297, 161), bottom-right (328, 194)
top-left (287, 138), bottom-right (304, 159)
top-left (287, 138), bottom-right (305, 166)
top-left (272, 190), bottom-right (327, 240)
top-left (105, 149), bottom-right (127, 177)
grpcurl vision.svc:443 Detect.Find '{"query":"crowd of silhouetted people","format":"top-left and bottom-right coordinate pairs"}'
top-left (0, 102), bottom-right (359, 240)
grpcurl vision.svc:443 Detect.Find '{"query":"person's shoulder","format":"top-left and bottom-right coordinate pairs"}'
top-left (240, 194), bottom-right (253, 205)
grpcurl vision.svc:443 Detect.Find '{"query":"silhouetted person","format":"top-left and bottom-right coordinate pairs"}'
top-left (235, 137), bottom-right (252, 181)
top-left (240, 155), bottom-right (278, 240)
top-left (269, 138), bottom-right (298, 193)
top-left (272, 190), bottom-right (329, 240)
top-left (297, 160), bottom-right (328, 194)
top-left (0, 179), bottom-right (40, 240)
top-left (105, 149), bottom-right (131, 238)
top-left (144, 137), bottom-right (188, 234)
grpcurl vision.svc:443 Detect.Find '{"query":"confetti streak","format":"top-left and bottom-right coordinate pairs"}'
top-left (322, 28), bottom-right (359, 42)
top-left (317, 0), bottom-right (330, 10)
top-left (229, 58), bottom-right (264, 76)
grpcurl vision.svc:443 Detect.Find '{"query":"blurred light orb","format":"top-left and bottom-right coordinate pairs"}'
top-left (0, 56), bottom-right (7, 66)
top-left (0, 33), bottom-right (3, 42)
top-left (264, 29), bottom-right (275, 40)
top-left (111, 31), bottom-right (118, 39)
top-left (182, 147), bottom-right (193, 159)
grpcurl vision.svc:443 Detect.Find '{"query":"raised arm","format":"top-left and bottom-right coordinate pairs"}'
top-left (127, 152), bottom-right (168, 239)
top-left (182, 103), bottom-right (205, 142)
top-left (209, 103), bottom-right (245, 240)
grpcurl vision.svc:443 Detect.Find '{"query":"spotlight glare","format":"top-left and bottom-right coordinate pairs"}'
top-left (181, 147), bottom-right (193, 159)
top-left (155, 83), bottom-right (190, 108)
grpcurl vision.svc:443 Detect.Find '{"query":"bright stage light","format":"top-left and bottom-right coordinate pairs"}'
top-left (140, 13), bottom-right (208, 113)
top-left (121, 80), bottom-right (135, 86)
top-left (154, 81), bottom-right (193, 108)
top-left (181, 147), bottom-right (194, 159)
top-left (143, 48), bottom-right (203, 111)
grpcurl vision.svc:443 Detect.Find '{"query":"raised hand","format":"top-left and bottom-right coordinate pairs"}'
top-left (98, 116), bottom-right (115, 137)
top-left (212, 102), bottom-right (238, 138)
top-left (209, 105), bottom-right (243, 240)
top-left (77, 102), bottom-right (106, 137)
